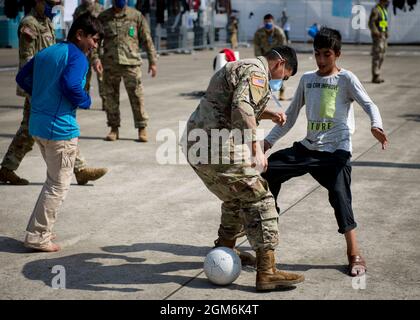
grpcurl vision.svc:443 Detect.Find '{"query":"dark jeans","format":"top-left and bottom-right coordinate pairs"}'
top-left (262, 142), bottom-right (357, 234)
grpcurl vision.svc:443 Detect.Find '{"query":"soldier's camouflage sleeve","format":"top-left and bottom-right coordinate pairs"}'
top-left (90, 14), bottom-right (103, 64)
top-left (138, 14), bottom-right (157, 65)
top-left (253, 32), bottom-right (263, 57)
top-left (19, 23), bottom-right (37, 65)
top-left (369, 8), bottom-right (380, 35)
top-left (231, 71), bottom-right (263, 141)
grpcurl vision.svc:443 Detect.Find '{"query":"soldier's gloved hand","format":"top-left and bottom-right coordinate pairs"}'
top-left (149, 64), bottom-right (157, 78)
top-left (271, 111), bottom-right (287, 126)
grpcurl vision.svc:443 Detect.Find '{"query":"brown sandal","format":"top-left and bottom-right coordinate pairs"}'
top-left (348, 255), bottom-right (367, 276)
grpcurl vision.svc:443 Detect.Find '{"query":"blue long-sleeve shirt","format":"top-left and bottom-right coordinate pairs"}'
top-left (16, 41), bottom-right (91, 140)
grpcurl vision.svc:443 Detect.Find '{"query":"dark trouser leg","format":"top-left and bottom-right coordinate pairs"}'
top-left (263, 143), bottom-right (310, 213)
top-left (309, 151), bottom-right (357, 234)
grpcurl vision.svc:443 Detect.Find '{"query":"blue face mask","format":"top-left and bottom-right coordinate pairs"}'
top-left (269, 79), bottom-right (283, 92)
top-left (44, 3), bottom-right (57, 20)
top-left (114, 0), bottom-right (127, 8)
top-left (264, 22), bottom-right (273, 30)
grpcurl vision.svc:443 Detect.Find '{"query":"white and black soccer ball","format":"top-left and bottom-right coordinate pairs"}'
top-left (203, 247), bottom-right (241, 285)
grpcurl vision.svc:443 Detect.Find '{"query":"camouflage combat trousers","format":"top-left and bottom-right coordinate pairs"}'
top-left (102, 64), bottom-right (149, 129)
top-left (372, 36), bottom-right (387, 78)
top-left (191, 163), bottom-right (279, 251)
top-left (1, 98), bottom-right (86, 173)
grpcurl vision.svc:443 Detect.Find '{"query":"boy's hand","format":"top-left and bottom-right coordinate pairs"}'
top-left (272, 111), bottom-right (287, 126)
top-left (371, 127), bottom-right (388, 150)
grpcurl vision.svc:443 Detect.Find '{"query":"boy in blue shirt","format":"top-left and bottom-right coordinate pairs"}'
top-left (263, 28), bottom-right (388, 276)
top-left (17, 13), bottom-right (102, 252)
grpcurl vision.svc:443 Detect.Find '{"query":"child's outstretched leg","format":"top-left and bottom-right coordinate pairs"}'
top-left (345, 229), bottom-right (367, 276)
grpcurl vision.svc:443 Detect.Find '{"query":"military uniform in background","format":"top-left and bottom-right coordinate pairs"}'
top-left (73, 0), bottom-right (104, 97)
top-left (369, 3), bottom-right (389, 83)
top-left (253, 26), bottom-right (287, 99)
top-left (228, 17), bottom-right (238, 49)
top-left (94, 6), bottom-right (157, 142)
top-left (0, 5), bottom-right (107, 185)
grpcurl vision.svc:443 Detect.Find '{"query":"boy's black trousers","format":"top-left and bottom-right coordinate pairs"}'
top-left (262, 142), bottom-right (357, 234)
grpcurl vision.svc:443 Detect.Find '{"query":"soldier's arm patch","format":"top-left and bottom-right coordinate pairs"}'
top-left (251, 75), bottom-right (266, 88)
top-left (249, 74), bottom-right (268, 105)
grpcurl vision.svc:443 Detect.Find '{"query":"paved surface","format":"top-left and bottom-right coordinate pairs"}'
top-left (0, 45), bottom-right (419, 300)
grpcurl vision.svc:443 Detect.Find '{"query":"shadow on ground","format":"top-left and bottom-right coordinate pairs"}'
top-left (351, 161), bottom-right (420, 169)
top-left (179, 91), bottom-right (206, 99)
top-left (400, 113), bottom-right (420, 122)
top-left (17, 241), bottom-right (257, 293)
top-left (0, 239), bottom-right (345, 294)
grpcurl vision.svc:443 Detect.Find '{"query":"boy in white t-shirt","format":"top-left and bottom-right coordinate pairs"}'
top-left (263, 27), bottom-right (389, 276)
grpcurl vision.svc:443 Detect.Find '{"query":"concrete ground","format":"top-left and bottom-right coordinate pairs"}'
top-left (0, 45), bottom-right (419, 300)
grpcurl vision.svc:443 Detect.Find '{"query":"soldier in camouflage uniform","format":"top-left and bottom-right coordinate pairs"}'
top-left (181, 46), bottom-right (305, 291)
top-left (369, 0), bottom-right (389, 84)
top-left (93, 0), bottom-right (157, 142)
top-left (0, 0), bottom-right (107, 185)
top-left (254, 14), bottom-right (288, 100)
top-left (73, 0), bottom-right (104, 101)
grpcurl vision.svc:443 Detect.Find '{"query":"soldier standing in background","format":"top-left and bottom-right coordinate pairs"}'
top-left (0, 0), bottom-right (108, 185)
top-left (369, 0), bottom-right (390, 84)
top-left (73, 0), bottom-right (104, 103)
top-left (228, 15), bottom-right (238, 50)
top-left (254, 14), bottom-right (288, 100)
top-left (93, 0), bottom-right (158, 143)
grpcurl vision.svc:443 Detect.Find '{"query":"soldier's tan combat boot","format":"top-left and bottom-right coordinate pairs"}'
top-left (138, 128), bottom-right (148, 142)
top-left (105, 127), bottom-right (119, 141)
top-left (256, 249), bottom-right (304, 291)
top-left (75, 167), bottom-right (108, 185)
top-left (214, 238), bottom-right (256, 267)
top-left (0, 167), bottom-right (29, 185)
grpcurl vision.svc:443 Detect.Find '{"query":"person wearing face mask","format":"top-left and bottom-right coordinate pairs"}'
top-left (253, 14), bottom-right (288, 100)
top-left (73, 0), bottom-right (104, 101)
top-left (369, 0), bottom-right (390, 84)
top-left (181, 46), bottom-right (305, 291)
top-left (0, 0), bottom-right (108, 186)
top-left (16, 13), bottom-right (103, 251)
top-left (93, 0), bottom-right (158, 143)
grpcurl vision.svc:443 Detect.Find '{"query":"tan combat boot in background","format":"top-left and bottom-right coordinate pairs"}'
top-left (0, 167), bottom-right (29, 185)
top-left (138, 128), bottom-right (148, 142)
top-left (214, 237), bottom-right (256, 267)
top-left (256, 249), bottom-right (304, 291)
top-left (75, 167), bottom-right (108, 185)
top-left (105, 127), bottom-right (119, 141)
